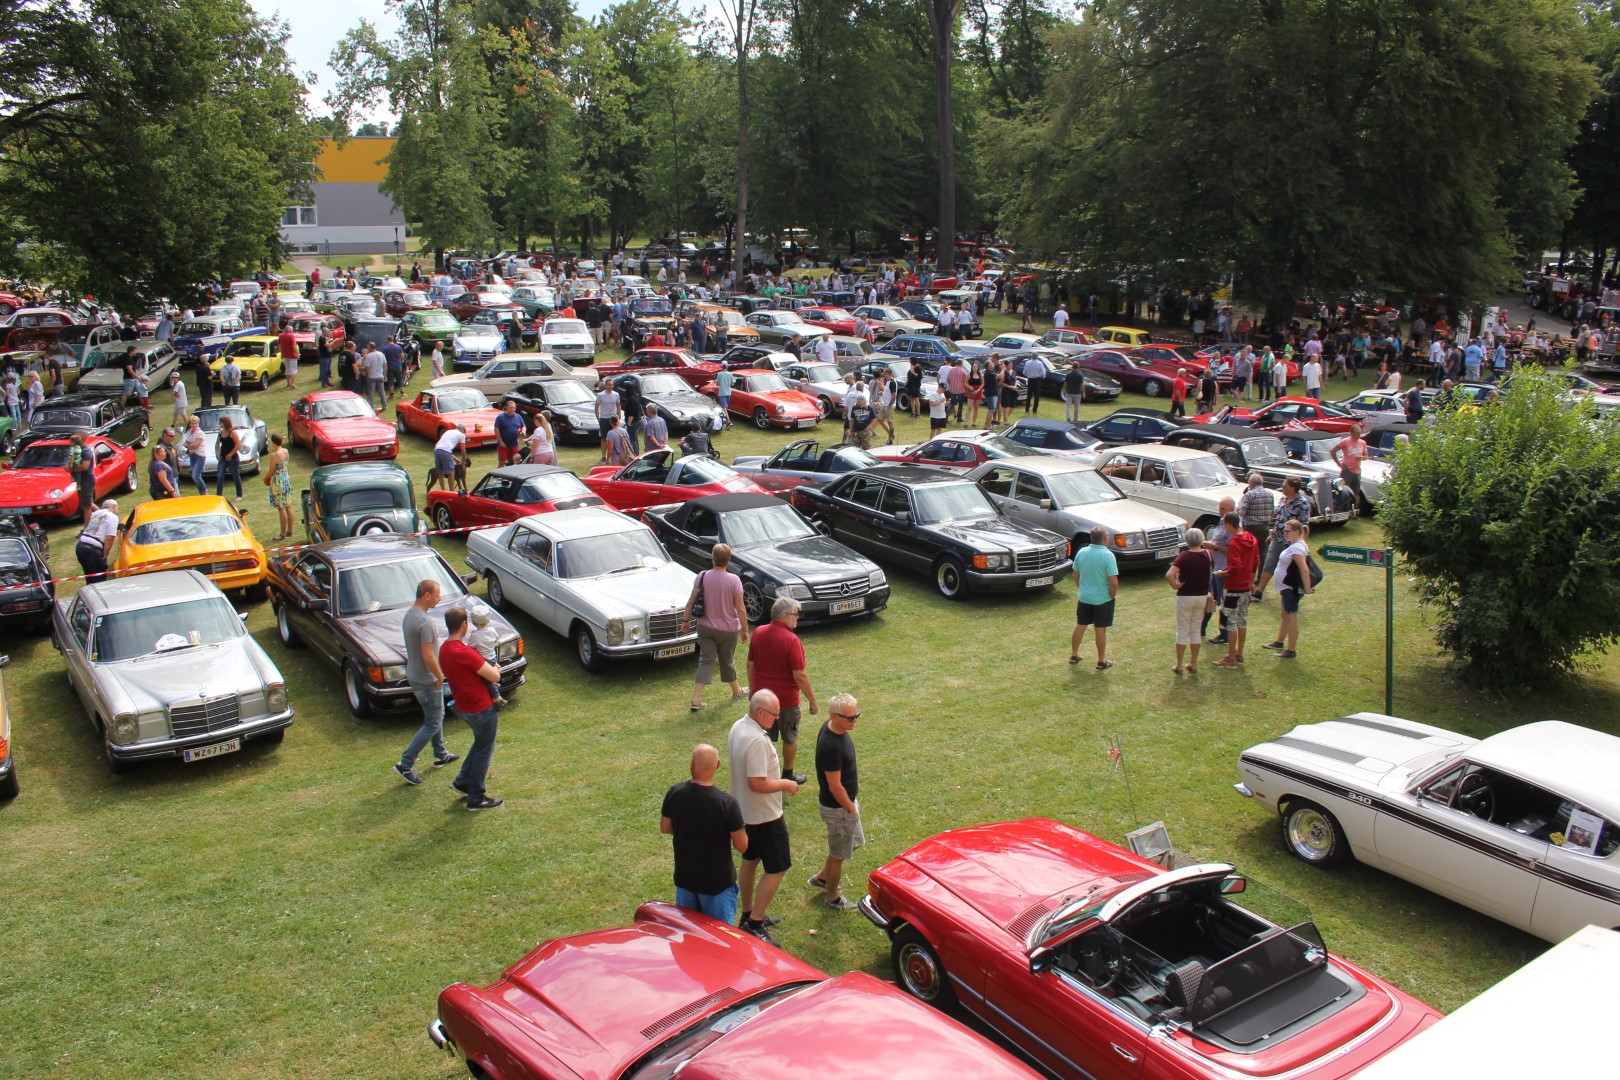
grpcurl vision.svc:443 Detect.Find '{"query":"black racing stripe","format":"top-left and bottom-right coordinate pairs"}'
top-left (1270, 737), bottom-right (1372, 766)
top-left (1329, 715), bottom-right (1437, 739)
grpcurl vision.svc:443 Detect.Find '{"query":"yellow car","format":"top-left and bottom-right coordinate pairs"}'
top-left (1093, 325), bottom-right (1153, 347)
top-left (211, 335), bottom-right (284, 390)
top-left (112, 496), bottom-right (269, 598)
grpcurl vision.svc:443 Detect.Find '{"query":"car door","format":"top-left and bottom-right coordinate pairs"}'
top-left (286, 554), bottom-right (341, 667)
top-left (666, 505), bottom-right (718, 570)
top-left (501, 529), bottom-right (560, 628)
top-left (875, 483), bottom-right (929, 571)
top-left (1531, 801), bottom-right (1620, 940)
top-left (462, 474), bottom-right (517, 526)
top-left (1007, 472), bottom-right (1063, 534)
top-left (1091, 416), bottom-right (1138, 445)
top-left (91, 443), bottom-right (121, 498)
top-left (290, 400), bottom-right (312, 445)
top-left (819, 475), bottom-right (883, 553)
top-left (60, 597), bottom-right (97, 718)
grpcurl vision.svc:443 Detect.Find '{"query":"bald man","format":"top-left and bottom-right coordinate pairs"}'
top-left (661, 743), bottom-right (748, 926)
top-left (728, 688), bottom-right (800, 941)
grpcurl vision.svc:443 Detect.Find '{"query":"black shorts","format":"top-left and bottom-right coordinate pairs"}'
top-left (742, 816), bottom-right (792, 874)
top-left (930, 415), bottom-right (948, 430)
top-left (1077, 599), bottom-right (1115, 628)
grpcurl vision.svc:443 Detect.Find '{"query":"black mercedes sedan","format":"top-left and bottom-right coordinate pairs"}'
top-left (15, 393), bottom-right (149, 452)
top-left (0, 512), bottom-right (52, 632)
top-left (612, 372), bottom-right (726, 435)
top-left (789, 464), bottom-right (1070, 599)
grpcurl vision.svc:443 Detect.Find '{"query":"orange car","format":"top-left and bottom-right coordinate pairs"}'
top-left (111, 495), bottom-right (268, 598)
top-left (394, 387), bottom-right (502, 449)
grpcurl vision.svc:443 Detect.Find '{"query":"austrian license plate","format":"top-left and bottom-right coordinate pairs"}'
top-left (355, 445), bottom-right (381, 453)
top-left (829, 598), bottom-right (866, 615)
top-left (655, 643), bottom-right (696, 660)
top-left (1025, 575), bottom-right (1055, 588)
top-left (1156, 548), bottom-right (1177, 559)
top-left (797, 419), bottom-right (817, 428)
top-left (183, 738), bottom-right (241, 763)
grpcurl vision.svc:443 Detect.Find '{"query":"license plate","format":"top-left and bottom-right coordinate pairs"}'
top-left (1156, 548), bottom-right (1177, 559)
top-left (355, 445), bottom-right (380, 453)
top-left (829, 598), bottom-right (866, 615)
top-left (1329, 511), bottom-right (1352, 522)
top-left (1025, 575), bottom-right (1055, 588)
top-left (655, 643), bottom-right (696, 660)
top-left (183, 738), bottom-right (241, 763)
top-left (797, 419), bottom-right (817, 428)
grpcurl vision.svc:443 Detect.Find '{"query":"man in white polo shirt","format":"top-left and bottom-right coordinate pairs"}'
top-left (728, 689), bottom-right (800, 943)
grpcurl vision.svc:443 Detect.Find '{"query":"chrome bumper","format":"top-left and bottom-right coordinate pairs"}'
top-left (858, 894), bottom-right (891, 930)
top-left (427, 1018), bottom-right (453, 1054)
top-left (1234, 782), bottom-right (1253, 797)
top-left (106, 708), bottom-right (295, 762)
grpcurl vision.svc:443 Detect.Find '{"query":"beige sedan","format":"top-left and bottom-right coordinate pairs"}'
top-left (431, 353), bottom-right (599, 397)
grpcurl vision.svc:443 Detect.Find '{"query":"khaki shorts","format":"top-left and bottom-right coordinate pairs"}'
top-left (820, 802), bottom-right (865, 861)
top-left (765, 704), bottom-right (801, 746)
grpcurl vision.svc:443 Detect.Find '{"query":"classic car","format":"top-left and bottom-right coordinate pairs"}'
top-left (447, 290), bottom-right (516, 322)
top-left (286, 391), bottom-right (398, 465)
top-left (1070, 349), bottom-right (1179, 397)
top-left (646, 493), bottom-right (889, 625)
top-left (310, 287), bottom-right (360, 315)
top-left (1236, 715), bottom-right (1620, 944)
top-left (0, 437), bottom-right (137, 520)
top-left (843, 357), bottom-right (941, 411)
top-left (1086, 407), bottom-right (1189, 446)
top-left (178, 405), bottom-right (270, 477)
top-left (394, 387), bottom-right (502, 448)
top-left (998, 418), bottom-right (1104, 459)
top-left (1162, 425), bottom-right (1355, 523)
top-left (681, 301), bottom-right (762, 349)
top-left (15, 393), bottom-right (149, 452)
top-left (775, 361), bottom-right (853, 418)
top-left (850, 304), bottom-right (933, 339)
top-left (861, 818), bottom-right (1442, 1080)
top-left (823, 334), bottom-right (875, 367)
top-left (745, 309), bottom-right (834, 348)
top-left (76, 339), bottom-right (182, 399)
top-left (873, 429), bottom-right (1044, 471)
top-left (896, 299), bottom-right (949, 330)
top-left (111, 495), bottom-right (268, 597)
top-left (797, 306), bottom-right (859, 336)
top-left (399, 309), bottom-right (462, 353)
top-left (1092, 324), bottom-right (1152, 346)
top-left (0, 654), bottom-right (14, 798)
top-left (716, 345), bottom-right (794, 372)
top-left (427, 464), bottom-right (603, 531)
top-left (268, 534), bottom-right (526, 716)
top-left (432, 353), bottom-right (597, 397)
top-left (610, 372), bottom-right (725, 435)
top-left (0, 307), bottom-right (81, 350)
top-left (1274, 429), bottom-right (1392, 513)
top-left (582, 449), bottom-right (766, 517)
top-left (968, 457), bottom-right (1188, 567)
top-left (875, 332), bottom-right (966, 372)
top-left (0, 513), bottom-right (54, 630)
top-left (451, 323), bottom-right (506, 369)
top-left (1040, 327), bottom-right (1095, 353)
top-left (301, 462), bottom-right (427, 544)
top-left (1334, 389), bottom-right (1410, 421)
top-left (428, 901), bottom-right (1044, 1080)
top-left (465, 506), bottom-right (698, 672)
top-left (957, 331), bottom-right (1048, 358)
top-left (621, 296), bottom-right (679, 350)
top-left (46, 322), bottom-right (125, 378)
top-left (790, 464), bottom-right (1070, 599)
top-left (508, 284), bottom-right (557, 319)
top-left (173, 315), bottom-right (259, 365)
top-left (539, 317), bottom-right (595, 362)
top-left (1198, 396), bottom-right (1383, 434)
top-left (1090, 444), bottom-right (1258, 529)
top-left (0, 292), bottom-right (26, 320)
top-left (593, 347), bottom-right (721, 389)
top-left (730, 439), bottom-right (882, 496)
top-left (1363, 422), bottom-right (1419, 459)
top-left (210, 335), bottom-right (285, 390)
top-left (699, 369), bottom-right (823, 430)
top-left (382, 288), bottom-right (433, 319)
top-left (499, 379), bottom-right (600, 442)
top-left (52, 570), bottom-right (292, 772)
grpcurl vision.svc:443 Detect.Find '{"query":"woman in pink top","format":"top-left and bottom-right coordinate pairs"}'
top-left (681, 543), bottom-right (750, 711)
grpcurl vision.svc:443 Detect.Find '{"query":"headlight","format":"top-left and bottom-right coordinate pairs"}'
top-left (453, 342), bottom-right (464, 355)
top-left (776, 584), bottom-right (811, 600)
top-left (606, 617), bottom-right (624, 645)
top-left (775, 403), bottom-right (786, 414)
top-left (498, 637), bottom-right (522, 661)
top-left (1114, 531), bottom-right (1145, 549)
top-left (380, 665), bottom-right (407, 683)
top-left (112, 712), bottom-right (139, 743)
top-left (266, 682), bottom-right (288, 713)
top-left (867, 569), bottom-right (887, 588)
top-left (973, 553), bottom-right (1011, 571)
top-left (47, 488), bottom-right (65, 500)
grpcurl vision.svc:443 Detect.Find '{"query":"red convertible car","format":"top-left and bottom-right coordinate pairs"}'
top-left (872, 429), bottom-right (1043, 471)
top-left (429, 901), bottom-right (1043, 1080)
top-left (582, 448), bottom-right (765, 516)
top-left (862, 818), bottom-right (1443, 1080)
top-left (426, 464), bottom-right (603, 531)
top-left (798, 306), bottom-right (859, 336)
top-left (287, 390), bottom-right (398, 464)
top-left (698, 369), bottom-right (823, 430)
top-left (593, 347), bottom-right (720, 389)
top-left (283, 313), bottom-right (346, 351)
top-left (394, 387), bottom-right (503, 448)
top-left (0, 436), bottom-right (136, 520)
top-left (1195, 396), bottom-right (1366, 433)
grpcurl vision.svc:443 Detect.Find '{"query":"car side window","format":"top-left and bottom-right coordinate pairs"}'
top-left (1099, 454), bottom-right (1142, 482)
top-left (69, 598), bottom-right (90, 647)
top-left (510, 530), bottom-right (553, 572)
top-left (979, 467), bottom-right (1016, 498)
top-left (1217, 446), bottom-right (1243, 469)
top-left (686, 506), bottom-right (718, 539)
top-left (877, 485), bottom-right (911, 517)
top-left (1013, 474), bottom-right (1048, 504)
top-left (94, 444), bottom-right (114, 463)
top-left (842, 476), bottom-right (883, 510)
top-left (1139, 459), bottom-right (1167, 484)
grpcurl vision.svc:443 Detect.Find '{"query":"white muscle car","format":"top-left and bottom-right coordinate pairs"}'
top-left (1236, 713), bottom-right (1620, 943)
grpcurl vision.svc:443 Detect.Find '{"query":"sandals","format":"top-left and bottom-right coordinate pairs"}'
top-left (1095, 660), bottom-right (1113, 671)
top-left (1069, 655), bottom-right (1081, 665)
top-left (689, 702), bottom-right (705, 713)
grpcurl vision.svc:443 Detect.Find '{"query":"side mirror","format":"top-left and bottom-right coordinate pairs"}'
top-left (812, 520), bottom-right (830, 536)
top-left (1039, 499), bottom-right (1052, 510)
top-left (894, 511), bottom-right (911, 523)
top-left (307, 598), bottom-right (328, 613)
top-left (1220, 873), bottom-right (1247, 896)
top-left (1029, 946), bottom-right (1053, 973)
top-left (461, 572), bottom-right (478, 586)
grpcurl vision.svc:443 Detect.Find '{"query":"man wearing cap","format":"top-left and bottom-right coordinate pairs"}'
top-left (76, 498), bottom-right (119, 584)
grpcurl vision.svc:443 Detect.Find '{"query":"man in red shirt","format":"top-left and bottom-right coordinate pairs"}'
top-left (1170, 367), bottom-right (1189, 418)
top-left (746, 596), bottom-right (819, 785)
top-left (439, 606), bottom-right (504, 809)
top-left (1213, 510), bottom-right (1260, 668)
top-left (1330, 421), bottom-right (1369, 504)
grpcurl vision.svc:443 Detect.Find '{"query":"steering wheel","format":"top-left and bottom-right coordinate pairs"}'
top-left (1456, 772), bottom-right (1496, 821)
top-left (1075, 937), bottom-right (1119, 990)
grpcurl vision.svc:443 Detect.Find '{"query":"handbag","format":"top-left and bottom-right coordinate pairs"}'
top-left (1307, 554), bottom-right (1324, 588)
top-left (689, 570), bottom-right (707, 620)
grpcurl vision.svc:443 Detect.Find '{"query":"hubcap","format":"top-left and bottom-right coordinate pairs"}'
top-left (489, 577), bottom-right (503, 606)
top-left (1288, 809), bottom-right (1333, 859)
top-left (899, 944), bottom-right (940, 999)
top-left (577, 631), bottom-right (593, 664)
top-left (345, 669), bottom-right (361, 709)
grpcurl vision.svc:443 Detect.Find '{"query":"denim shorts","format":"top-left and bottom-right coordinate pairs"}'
top-left (1280, 587), bottom-right (1301, 614)
top-left (675, 884), bottom-right (738, 927)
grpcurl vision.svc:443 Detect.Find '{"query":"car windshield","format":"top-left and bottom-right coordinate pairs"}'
top-left (435, 389), bottom-right (490, 412)
top-left (55, 326), bottom-right (95, 344)
top-left (336, 489), bottom-right (400, 512)
top-left (196, 407), bottom-right (250, 429)
top-left (1171, 457), bottom-right (1236, 488)
top-left (1239, 437), bottom-right (1289, 465)
top-left (225, 340), bottom-right (266, 357)
top-left (336, 553), bottom-right (465, 616)
top-left (639, 374), bottom-right (690, 395)
top-left (555, 530), bottom-right (668, 578)
top-left (1048, 469), bottom-right (1123, 506)
top-left (977, 434), bottom-right (1040, 459)
top-left (457, 326), bottom-right (500, 339)
top-left (747, 373), bottom-right (789, 393)
top-left (30, 408), bottom-right (92, 427)
top-left (802, 364), bottom-right (841, 383)
top-left (545, 320), bottom-right (587, 335)
top-left (179, 322), bottom-right (218, 335)
top-left (624, 983), bottom-right (811, 1080)
top-left (93, 595), bottom-right (245, 662)
top-left (0, 537), bottom-right (34, 569)
top-left (288, 320), bottom-right (324, 333)
top-left (417, 313), bottom-right (457, 328)
top-left (631, 299), bottom-right (673, 315)
top-left (1288, 440), bottom-right (1336, 463)
top-left (540, 380), bottom-right (593, 405)
top-left (913, 481), bottom-right (997, 523)
top-left (11, 445), bottom-right (71, 469)
top-left (311, 397), bottom-right (376, 421)
top-left (130, 513), bottom-right (243, 546)
top-left (720, 504), bottom-right (815, 545)
top-left (827, 446), bottom-right (879, 471)
top-left (675, 456), bottom-right (736, 485)
top-left (517, 473), bottom-right (590, 502)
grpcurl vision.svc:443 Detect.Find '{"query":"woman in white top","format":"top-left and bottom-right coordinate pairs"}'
top-left (525, 411), bottom-right (555, 465)
top-left (1263, 519), bottom-right (1313, 659)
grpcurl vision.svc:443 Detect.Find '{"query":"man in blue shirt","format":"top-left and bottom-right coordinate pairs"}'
top-left (1070, 525), bottom-right (1120, 670)
top-left (1463, 339), bottom-right (1484, 381)
top-left (493, 400), bottom-right (526, 465)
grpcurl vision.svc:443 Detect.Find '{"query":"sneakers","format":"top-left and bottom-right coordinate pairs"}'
top-left (393, 763), bottom-right (422, 786)
top-left (1207, 636), bottom-right (1229, 645)
top-left (783, 771), bottom-right (807, 785)
top-left (741, 921), bottom-right (775, 943)
top-left (808, 874), bottom-right (827, 890)
top-left (1276, 650), bottom-right (1297, 659)
top-left (433, 751), bottom-right (460, 768)
top-left (466, 795), bottom-right (503, 810)
top-left (450, 777), bottom-right (471, 797)
top-left (825, 895), bottom-right (859, 912)
top-left (1262, 640), bottom-right (1286, 650)
top-left (740, 913), bottom-right (781, 928)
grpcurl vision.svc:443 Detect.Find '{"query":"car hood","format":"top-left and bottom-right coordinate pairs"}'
top-left (1063, 497), bottom-right (1185, 532)
top-left (1245, 714), bottom-right (1474, 792)
top-left (0, 468), bottom-right (71, 498)
top-left (738, 534), bottom-right (871, 581)
top-left (313, 417), bottom-right (394, 445)
top-left (928, 516), bottom-right (1060, 550)
top-left (104, 641), bottom-right (268, 712)
top-left (566, 560), bottom-right (694, 614)
top-left (541, 332), bottom-right (591, 345)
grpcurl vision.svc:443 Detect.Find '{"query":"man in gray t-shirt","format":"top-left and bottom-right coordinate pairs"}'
top-left (394, 579), bottom-right (458, 784)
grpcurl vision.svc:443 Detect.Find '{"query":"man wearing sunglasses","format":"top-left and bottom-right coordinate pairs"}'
top-left (808, 693), bottom-right (864, 911)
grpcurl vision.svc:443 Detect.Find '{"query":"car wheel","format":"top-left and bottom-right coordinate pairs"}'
top-left (892, 927), bottom-right (956, 1008)
top-left (486, 572), bottom-right (506, 611)
top-left (353, 515), bottom-right (393, 536)
top-left (119, 464), bottom-right (138, 494)
top-left (311, 438), bottom-right (326, 463)
top-left (817, 396), bottom-right (833, 418)
top-left (132, 424), bottom-right (150, 449)
top-left (103, 730), bottom-right (134, 776)
top-left (433, 504), bottom-right (455, 532)
top-left (752, 407), bottom-right (772, 430)
top-left (0, 766), bottom-right (17, 800)
top-left (0, 303), bottom-right (13, 320)
top-left (396, 416), bottom-right (408, 434)
top-left (275, 600), bottom-right (304, 648)
top-left (934, 557), bottom-right (968, 600)
top-left (342, 661), bottom-right (375, 718)
top-left (897, 391), bottom-right (911, 411)
top-left (1193, 515), bottom-right (1218, 533)
top-left (742, 581), bottom-right (768, 624)
top-left (245, 582), bottom-right (269, 602)
top-left (258, 372), bottom-right (270, 391)
top-left (1143, 379), bottom-right (1163, 398)
top-left (1282, 800), bottom-right (1350, 867)
top-left (572, 621), bottom-right (605, 673)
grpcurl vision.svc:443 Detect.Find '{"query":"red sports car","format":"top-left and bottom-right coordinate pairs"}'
top-left (872, 429), bottom-right (1043, 471)
top-left (283, 313), bottom-right (346, 351)
top-left (287, 390), bottom-right (398, 464)
top-left (1195, 396), bottom-right (1365, 432)
top-left (394, 387), bottom-right (503, 448)
top-left (582, 448), bottom-right (765, 516)
top-left (0, 436), bottom-right (136, 520)
top-left (798, 306), bottom-right (859, 335)
top-left (1069, 350), bottom-right (1179, 398)
top-left (699, 368), bottom-right (823, 430)
top-left (429, 901), bottom-right (1043, 1080)
top-left (447, 290), bottom-right (514, 322)
top-left (1134, 344), bottom-right (1210, 373)
top-left (382, 288), bottom-right (433, 319)
top-left (862, 818), bottom-right (1443, 1080)
top-left (594, 347), bottom-right (721, 389)
top-left (426, 463), bottom-right (603, 531)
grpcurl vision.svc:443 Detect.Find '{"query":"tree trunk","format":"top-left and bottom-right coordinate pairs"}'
top-left (926, 0), bottom-right (962, 275)
top-left (733, 19), bottom-right (750, 272)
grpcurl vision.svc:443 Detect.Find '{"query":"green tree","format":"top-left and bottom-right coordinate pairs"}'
top-left (1379, 368), bottom-right (1620, 690)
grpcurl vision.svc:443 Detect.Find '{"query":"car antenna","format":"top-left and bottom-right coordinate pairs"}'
top-left (1087, 732), bottom-right (1138, 834)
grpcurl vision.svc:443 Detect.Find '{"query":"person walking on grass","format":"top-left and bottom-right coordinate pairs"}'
top-left (1262, 519), bottom-right (1313, 660)
top-left (808, 692), bottom-right (864, 912)
top-left (393, 579), bottom-right (458, 786)
top-left (1069, 525), bottom-right (1118, 671)
top-left (728, 689), bottom-right (800, 942)
top-left (747, 595), bottom-right (819, 786)
top-left (440, 605), bottom-right (503, 810)
top-left (1212, 511), bottom-right (1259, 667)
top-left (683, 543), bottom-right (749, 712)
top-left (1167, 527), bottom-right (1212, 674)
top-left (662, 743), bottom-right (748, 926)
top-left (1253, 477), bottom-right (1310, 598)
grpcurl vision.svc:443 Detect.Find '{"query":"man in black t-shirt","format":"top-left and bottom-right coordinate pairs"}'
top-left (660, 743), bottom-right (747, 926)
top-left (810, 693), bottom-right (865, 912)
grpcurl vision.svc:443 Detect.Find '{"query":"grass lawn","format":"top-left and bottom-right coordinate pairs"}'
top-left (5, 312), bottom-right (1609, 1077)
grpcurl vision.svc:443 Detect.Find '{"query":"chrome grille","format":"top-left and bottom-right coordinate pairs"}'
top-left (169, 696), bottom-right (241, 738)
top-left (809, 578), bottom-right (870, 601)
top-left (1146, 525), bottom-right (1182, 550)
top-left (648, 610), bottom-right (683, 641)
top-left (1014, 546), bottom-right (1063, 573)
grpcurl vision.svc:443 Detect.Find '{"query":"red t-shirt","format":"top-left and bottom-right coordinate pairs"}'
top-left (748, 620), bottom-right (806, 707)
top-left (440, 638), bottom-right (493, 712)
top-left (1224, 530), bottom-right (1260, 593)
top-left (278, 330), bottom-right (299, 359)
top-left (1171, 377), bottom-right (1187, 402)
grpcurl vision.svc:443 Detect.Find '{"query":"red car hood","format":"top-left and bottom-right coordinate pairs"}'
top-left (0, 468), bottom-right (72, 498)
top-left (758, 390), bottom-right (819, 414)
top-left (314, 416), bottom-right (395, 446)
top-left (443, 408), bottom-right (501, 428)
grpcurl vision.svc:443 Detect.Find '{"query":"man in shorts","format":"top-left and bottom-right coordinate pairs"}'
top-left (1070, 525), bottom-right (1118, 670)
top-left (728, 689), bottom-right (801, 942)
top-left (432, 424), bottom-right (467, 492)
top-left (809, 692), bottom-right (864, 911)
top-left (661, 743), bottom-right (747, 926)
top-left (68, 430), bottom-right (97, 526)
top-left (1213, 511), bottom-right (1259, 667)
top-left (926, 381), bottom-right (949, 432)
top-left (747, 595), bottom-right (818, 785)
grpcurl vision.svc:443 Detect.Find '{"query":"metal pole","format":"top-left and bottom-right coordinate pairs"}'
top-left (1384, 547), bottom-right (1394, 715)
